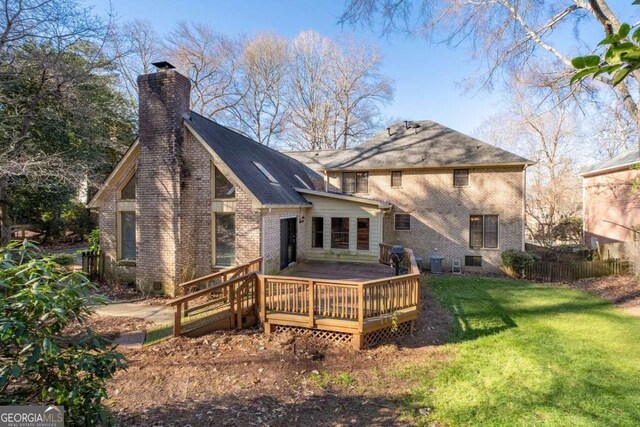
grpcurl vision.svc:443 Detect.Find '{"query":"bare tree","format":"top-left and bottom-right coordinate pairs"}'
top-left (165, 22), bottom-right (242, 119)
top-left (331, 35), bottom-right (392, 149)
top-left (230, 32), bottom-right (290, 147)
top-left (286, 31), bottom-right (393, 150)
top-left (340, 0), bottom-right (640, 143)
top-left (582, 94), bottom-right (637, 159)
top-left (286, 31), bottom-right (337, 150)
top-left (111, 19), bottom-right (161, 105)
top-left (478, 80), bottom-right (582, 246)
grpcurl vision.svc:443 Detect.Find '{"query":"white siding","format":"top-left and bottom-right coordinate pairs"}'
top-left (303, 194), bottom-right (383, 262)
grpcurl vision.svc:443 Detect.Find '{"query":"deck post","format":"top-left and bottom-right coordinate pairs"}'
top-left (174, 304), bottom-right (182, 337)
top-left (352, 333), bottom-right (363, 350)
top-left (263, 321), bottom-right (272, 334)
top-left (358, 285), bottom-right (364, 330)
top-left (259, 276), bottom-right (266, 322)
top-left (308, 280), bottom-right (315, 328)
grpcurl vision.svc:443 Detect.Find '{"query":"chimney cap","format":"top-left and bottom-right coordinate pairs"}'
top-left (152, 61), bottom-right (176, 70)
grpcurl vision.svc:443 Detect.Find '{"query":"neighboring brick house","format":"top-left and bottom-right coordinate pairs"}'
top-left (581, 149), bottom-right (640, 248)
top-left (89, 64), bottom-right (532, 296)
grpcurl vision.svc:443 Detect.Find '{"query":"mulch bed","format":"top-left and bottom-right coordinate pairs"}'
top-left (100, 285), bottom-right (453, 426)
top-left (567, 275), bottom-right (640, 312)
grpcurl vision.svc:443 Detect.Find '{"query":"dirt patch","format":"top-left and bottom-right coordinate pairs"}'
top-left (92, 281), bottom-right (172, 306)
top-left (64, 314), bottom-right (153, 341)
top-left (565, 275), bottom-right (640, 315)
top-left (93, 282), bottom-right (143, 302)
top-left (103, 284), bottom-right (453, 426)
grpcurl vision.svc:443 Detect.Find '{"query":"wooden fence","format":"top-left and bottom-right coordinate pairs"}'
top-left (81, 250), bottom-right (104, 279)
top-left (524, 259), bottom-right (629, 282)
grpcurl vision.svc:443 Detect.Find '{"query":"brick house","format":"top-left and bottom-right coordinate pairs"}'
top-left (581, 149), bottom-right (640, 248)
top-left (89, 64), bottom-right (532, 296)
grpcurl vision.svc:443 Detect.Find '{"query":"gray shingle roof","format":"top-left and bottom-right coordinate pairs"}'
top-left (581, 148), bottom-right (640, 176)
top-left (287, 120), bottom-right (533, 170)
top-left (185, 111), bottom-right (321, 206)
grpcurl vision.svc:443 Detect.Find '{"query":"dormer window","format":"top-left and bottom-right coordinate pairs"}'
top-left (253, 161), bottom-right (279, 184)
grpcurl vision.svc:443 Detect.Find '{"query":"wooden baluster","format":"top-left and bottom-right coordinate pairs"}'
top-left (308, 280), bottom-right (314, 328)
top-left (174, 303), bottom-right (182, 337)
top-left (229, 284), bottom-right (235, 329)
top-left (236, 281), bottom-right (243, 328)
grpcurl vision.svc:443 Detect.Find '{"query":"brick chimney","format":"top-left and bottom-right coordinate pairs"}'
top-left (136, 63), bottom-right (191, 295)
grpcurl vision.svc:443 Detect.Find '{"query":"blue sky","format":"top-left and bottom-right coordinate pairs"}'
top-left (87, 0), bottom-right (624, 135)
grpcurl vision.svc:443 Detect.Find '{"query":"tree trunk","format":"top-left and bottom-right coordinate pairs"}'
top-left (0, 178), bottom-right (11, 244)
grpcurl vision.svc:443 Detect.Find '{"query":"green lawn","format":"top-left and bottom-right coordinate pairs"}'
top-left (403, 275), bottom-right (640, 426)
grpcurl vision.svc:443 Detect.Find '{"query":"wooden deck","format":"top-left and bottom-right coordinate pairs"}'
top-left (281, 260), bottom-right (395, 281)
top-left (168, 244), bottom-right (421, 349)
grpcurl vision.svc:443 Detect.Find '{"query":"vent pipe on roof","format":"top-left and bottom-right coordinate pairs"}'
top-left (387, 127), bottom-right (391, 136)
top-left (404, 120), bottom-right (408, 129)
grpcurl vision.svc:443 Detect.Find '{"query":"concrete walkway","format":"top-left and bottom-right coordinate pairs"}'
top-left (94, 301), bottom-right (174, 324)
top-left (95, 301), bottom-right (175, 348)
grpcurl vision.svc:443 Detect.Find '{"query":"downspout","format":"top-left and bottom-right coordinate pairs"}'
top-left (582, 175), bottom-right (587, 247)
top-left (522, 165), bottom-right (528, 251)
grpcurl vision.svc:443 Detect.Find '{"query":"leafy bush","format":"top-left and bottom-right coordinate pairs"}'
top-left (62, 200), bottom-right (96, 241)
top-left (0, 241), bottom-right (126, 425)
top-left (501, 249), bottom-right (539, 278)
top-left (50, 253), bottom-right (76, 266)
top-left (86, 228), bottom-right (101, 252)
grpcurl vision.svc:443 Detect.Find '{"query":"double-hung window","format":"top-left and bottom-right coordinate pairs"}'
top-left (342, 172), bottom-right (368, 194)
top-left (469, 215), bottom-right (499, 249)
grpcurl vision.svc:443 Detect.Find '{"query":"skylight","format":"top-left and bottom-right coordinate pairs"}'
top-left (295, 175), bottom-right (311, 189)
top-left (253, 162), bottom-right (279, 184)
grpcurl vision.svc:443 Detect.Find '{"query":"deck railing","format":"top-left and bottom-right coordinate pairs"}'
top-left (176, 258), bottom-right (262, 315)
top-left (261, 244), bottom-right (421, 348)
top-left (169, 245), bottom-right (421, 349)
top-left (168, 258), bottom-right (262, 336)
